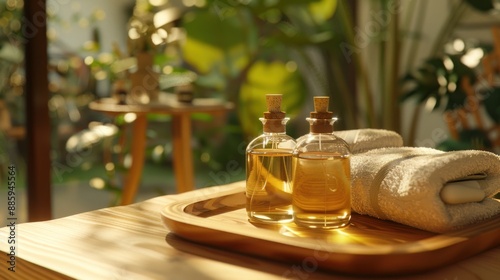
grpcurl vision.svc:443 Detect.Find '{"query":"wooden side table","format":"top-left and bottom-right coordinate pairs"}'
top-left (89, 93), bottom-right (233, 205)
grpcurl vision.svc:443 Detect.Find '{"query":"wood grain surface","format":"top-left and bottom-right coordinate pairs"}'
top-left (1, 181), bottom-right (499, 279)
top-left (162, 182), bottom-right (500, 276)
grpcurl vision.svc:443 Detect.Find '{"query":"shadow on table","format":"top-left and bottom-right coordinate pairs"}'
top-left (166, 233), bottom-right (366, 280)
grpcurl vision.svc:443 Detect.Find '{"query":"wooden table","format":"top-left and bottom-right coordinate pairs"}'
top-left (1, 181), bottom-right (500, 279)
top-left (89, 93), bottom-right (233, 205)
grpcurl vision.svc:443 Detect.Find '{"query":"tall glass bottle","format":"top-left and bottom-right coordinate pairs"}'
top-left (292, 96), bottom-right (351, 229)
top-left (246, 94), bottom-right (296, 223)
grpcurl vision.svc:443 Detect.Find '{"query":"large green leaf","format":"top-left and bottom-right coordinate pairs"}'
top-left (308, 0), bottom-right (338, 24)
top-left (182, 36), bottom-right (251, 75)
top-left (239, 60), bottom-right (305, 138)
top-left (181, 9), bottom-right (253, 75)
top-left (437, 129), bottom-right (492, 151)
top-left (208, 0), bottom-right (331, 14)
top-left (402, 54), bottom-right (476, 112)
top-left (436, 139), bottom-right (473, 151)
top-left (182, 9), bottom-right (252, 49)
top-left (464, 0), bottom-right (494, 12)
top-left (182, 38), bottom-right (224, 74)
top-left (483, 87), bottom-right (500, 123)
top-left (459, 129), bottom-right (492, 150)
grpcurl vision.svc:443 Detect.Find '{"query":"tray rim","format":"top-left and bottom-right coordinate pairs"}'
top-left (160, 183), bottom-right (500, 275)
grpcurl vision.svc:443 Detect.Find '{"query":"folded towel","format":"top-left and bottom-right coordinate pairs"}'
top-left (350, 147), bottom-right (500, 233)
top-left (333, 129), bottom-right (403, 153)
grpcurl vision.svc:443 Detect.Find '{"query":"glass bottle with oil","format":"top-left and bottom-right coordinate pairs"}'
top-left (246, 94), bottom-right (296, 223)
top-left (292, 96), bottom-right (351, 229)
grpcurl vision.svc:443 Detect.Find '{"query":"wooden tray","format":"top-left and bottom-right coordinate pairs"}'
top-left (161, 184), bottom-right (500, 276)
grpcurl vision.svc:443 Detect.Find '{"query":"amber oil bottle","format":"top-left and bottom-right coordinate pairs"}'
top-left (246, 94), bottom-right (296, 223)
top-left (292, 96), bottom-right (351, 229)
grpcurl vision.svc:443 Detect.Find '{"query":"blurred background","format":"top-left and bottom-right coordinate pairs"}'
top-left (1, 0), bottom-right (500, 222)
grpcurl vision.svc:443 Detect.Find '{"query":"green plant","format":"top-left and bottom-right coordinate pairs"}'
top-left (179, 0), bottom-right (497, 142)
top-left (400, 0), bottom-right (498, 145)
top-left (400, 1), bottom-right (500, 149)
top-left (180, 0), bottom-right (345, 138)
top-left (0, 0), bottom-right (24, 120)
top-left (401, 54), bottom-right (478, 113)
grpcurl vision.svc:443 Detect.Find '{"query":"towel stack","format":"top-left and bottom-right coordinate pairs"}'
top-left (335, 129), bottom-right (500, 233)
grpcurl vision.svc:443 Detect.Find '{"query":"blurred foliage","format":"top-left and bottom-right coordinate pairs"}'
top-left (0, 0), bottom-right (23, 49)
top-left (401, 53), bottom-right (479, 112)
top-left (483, 87), bottom-right (500, 123)
top-left (400, 0), bottom-right (500, 150)
top-left (0, 0), bottom-right (24, 122)
top-left (0, 0), bottom-right (120, 191)
top-left (4, 0), bottom-right (500, 199)
top-left (180, 0), bottom-right (341, 140)
top-left (400, 30), bottom-right (500, 152)
top-left (463, 0), bottom-right (495, 12)
top-left (437, 129), bottom-right (492, 151)
top-left (238, 60), bottom-right (304, 137)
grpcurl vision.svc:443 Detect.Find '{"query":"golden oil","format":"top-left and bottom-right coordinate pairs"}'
top-left (292, 152), bottom-right (351, 228)
top-left (246, 149), bottom-right (293, 223)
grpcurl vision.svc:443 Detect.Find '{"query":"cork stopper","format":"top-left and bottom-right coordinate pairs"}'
top-left (310, 96), bottom-right (334, 119)
top-left (262, 94), bottom-right (287, 133)
top-left (309, 96), bottom-right (335, 133)
top-left (263, 94), bottom-right (286, 119)
top-left (267, 94), bottom-right (281, 112)
top-left (314, 96), bottom-right (328, 112)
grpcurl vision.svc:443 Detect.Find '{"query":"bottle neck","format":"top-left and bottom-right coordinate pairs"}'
top-left (307, 117), bottom-right (336, 134)
top-left (260, 117), bottom-right (289, 133)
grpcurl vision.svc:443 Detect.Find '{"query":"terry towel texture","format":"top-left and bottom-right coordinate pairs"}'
top-left (334, 129), bottom-right (403, 153)
top-left (350, 147), bottom-right (500, 233)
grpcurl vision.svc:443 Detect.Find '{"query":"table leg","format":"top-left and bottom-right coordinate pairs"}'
top-left (121, 114), bottom-right (148, 205)
top-left (172, 113), bottom-right (194, 193)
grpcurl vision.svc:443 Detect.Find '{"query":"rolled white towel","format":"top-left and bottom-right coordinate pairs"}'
top-left (333, 129), bottom-right (403, 153)
top-left (350, 147), bottom-right (500, 233)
